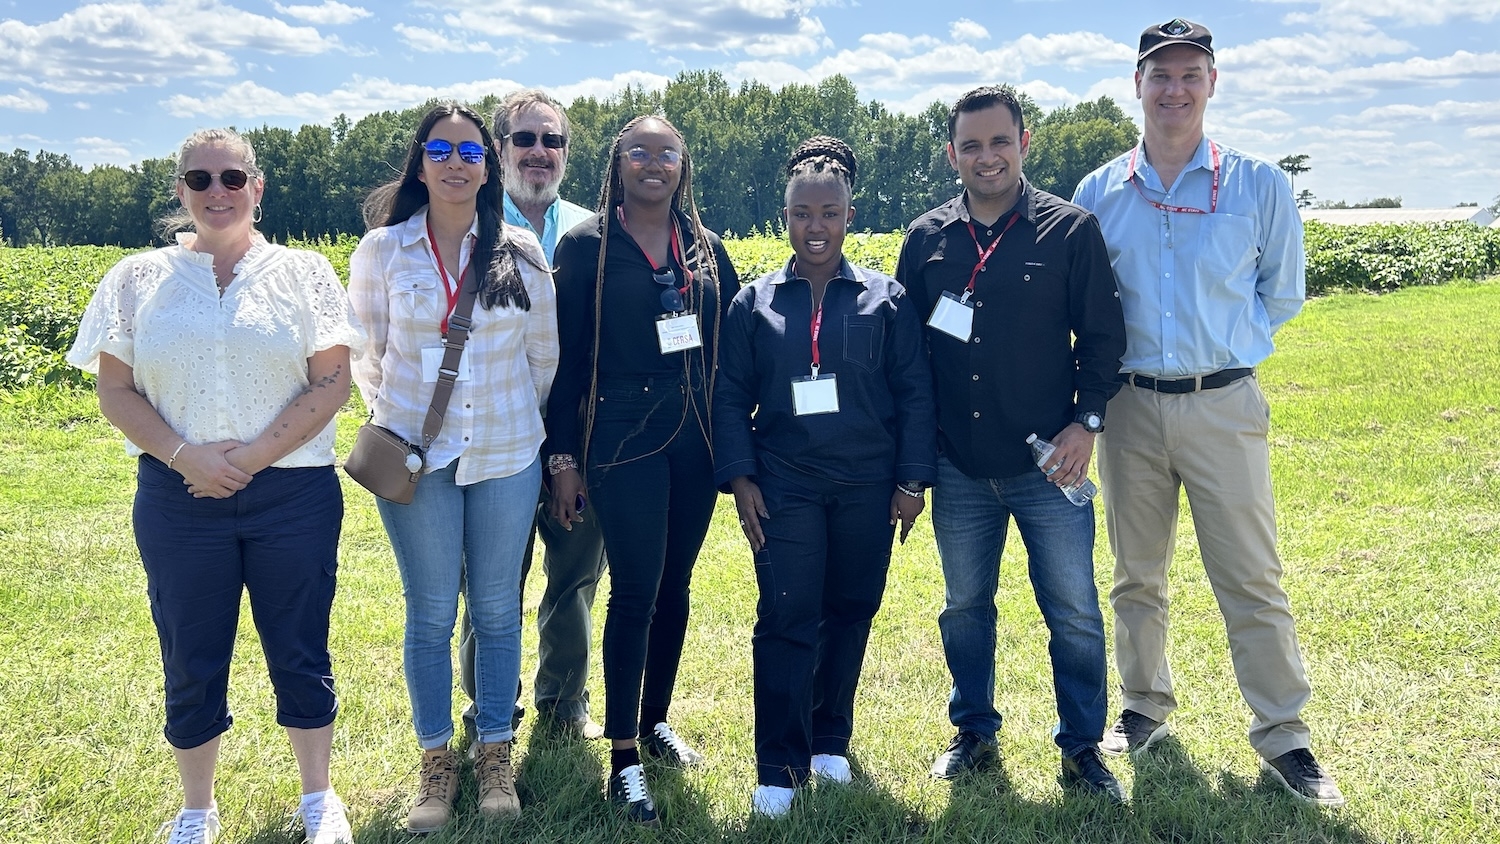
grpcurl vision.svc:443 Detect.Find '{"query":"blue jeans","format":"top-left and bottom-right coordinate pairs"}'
top-left (377, 457), bottom-right (540, 749)
top-left (931, 455), bottom-right (1106, 755)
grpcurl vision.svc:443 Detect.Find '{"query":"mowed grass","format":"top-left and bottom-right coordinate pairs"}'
top-left (2, 280), bottom-right (1497, 844)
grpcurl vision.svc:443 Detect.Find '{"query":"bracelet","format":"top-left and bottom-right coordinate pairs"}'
top-left (896, 483), bottom-right (924, 499)
top-left (546, 453), bottom-right (578, 475)
top-left (167, 441), bottom-right (188, 469)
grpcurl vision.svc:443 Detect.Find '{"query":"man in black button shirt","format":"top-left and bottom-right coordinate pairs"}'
top-left (896, 85), bottom-right (1127, 799)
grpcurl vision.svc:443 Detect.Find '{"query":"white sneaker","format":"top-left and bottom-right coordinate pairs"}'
top-left (157, 804), bottom-right (220, 844)
top-left (296, 790), bottom-right (353, 844)
top-left (751, 784), bottom-right (796, 818)
top-left (811, 753), bottom-right (852, 785)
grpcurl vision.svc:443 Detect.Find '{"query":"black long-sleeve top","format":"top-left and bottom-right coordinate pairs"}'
top-left (712, 258), bottom-right (938, 492)
top-left (545, 207), bottom-right (740, 459)
top-left (895, 181), bottom-right (1126, 479)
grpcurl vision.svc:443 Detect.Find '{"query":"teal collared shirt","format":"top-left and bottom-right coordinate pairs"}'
top-left (502, 193), bottom-right (594, 265)
top-left (1073, 137), bottom-right (1304, 377)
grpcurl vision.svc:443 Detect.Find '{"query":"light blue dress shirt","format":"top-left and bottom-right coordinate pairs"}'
top-left (1073, 137), bottom-right (1304, 377)
top-left (502, 193), bottom-right (594, 265)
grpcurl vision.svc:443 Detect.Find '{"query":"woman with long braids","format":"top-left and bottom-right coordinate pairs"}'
top-left (349, 102), bottom-right (557, 833)
top-left (712, 136), bottom-right (936, 817)
top-left (546, 115), bottom-right (739, 825)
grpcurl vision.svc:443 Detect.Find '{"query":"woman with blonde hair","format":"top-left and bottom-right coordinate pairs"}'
top-left (68, 128), bottom-right (363, 844)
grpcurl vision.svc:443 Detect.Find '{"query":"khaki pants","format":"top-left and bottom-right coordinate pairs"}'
top-left (1099, 375), bottom-right (1311, 760)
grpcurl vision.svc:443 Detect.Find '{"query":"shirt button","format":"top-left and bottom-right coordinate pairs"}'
top-left (972, 374), bottom-right (980, 381)
top-left (975, 301), bottom-right (983, 307)
top-left (1023, 274), bottom-right (1031, 281)
top-left (1165, 312), bottom-right (1172, 318)
top-left (1165, 272), bottom-right (1171, 278)
top-left (465, 403), bottom-right (472, 408)
top-left (973, 336), bottom-right (981, 343)
top-left (986, 229), bottom-right (994, 237)
top-left (972, 411), bottom-right (981, 418)
top-left (1167, 353), bottom-right (1175, 359)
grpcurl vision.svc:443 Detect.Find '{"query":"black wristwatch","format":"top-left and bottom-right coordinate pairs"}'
top-left (1075, 410), bottom-right (1104, 433)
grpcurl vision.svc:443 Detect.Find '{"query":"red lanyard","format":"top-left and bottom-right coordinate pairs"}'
top-left (964, 212), bottom-right (1021, 295)
top-left (616, 206), bottom-right (693, 291)
top-left (810, 301), bottom-right (825, 371)
top-left (1128, 141), bottom-right (1220, 214)
top-left (426, 219), bottom-right (471, 335)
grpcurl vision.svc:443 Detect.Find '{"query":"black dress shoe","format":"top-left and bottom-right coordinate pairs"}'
top-left (1061, 746), bottom-right (1126, 804)
top-left (930, 730), bottom-right (997, 779)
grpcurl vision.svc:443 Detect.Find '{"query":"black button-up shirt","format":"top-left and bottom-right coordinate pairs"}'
top-left (896, 181), bottom-right (1126, 479)
top-left (712, 258), bottom-right (937, 491)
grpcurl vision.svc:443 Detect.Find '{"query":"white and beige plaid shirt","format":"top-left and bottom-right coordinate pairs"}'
top-left (349, 208), bottom-right (558, 485)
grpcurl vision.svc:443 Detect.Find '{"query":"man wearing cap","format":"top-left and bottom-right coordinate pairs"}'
top-left (1072, 20), bottom-right (1344, 807)
top-left (457, 88), bottom-right (605, 742)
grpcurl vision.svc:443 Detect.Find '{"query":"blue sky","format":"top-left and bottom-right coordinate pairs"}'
top-left (2, 0), bottom-right (1498, 209)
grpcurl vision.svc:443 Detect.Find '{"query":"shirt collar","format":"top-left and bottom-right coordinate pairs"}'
top-left (931, 179), bottom-right (1035, 230)
top-left (769, 255), bottom-right (860, 286)
top-left (502, 192), bottom-right (559, 235)
top-left (1126, 136), bottom-right (1215, 188)
top-left (400, 206), bottom-right (480, 248)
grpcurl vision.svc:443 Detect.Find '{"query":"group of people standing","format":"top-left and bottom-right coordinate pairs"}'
top-left (68, 17), bottom-right (1344, 844)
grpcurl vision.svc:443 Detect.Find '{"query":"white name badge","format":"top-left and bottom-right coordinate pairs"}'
top-left (656, 313), bottom-right (703, 354)
top-left (927, 290), bottom-right (974, 342)
top-left (791, 373), bottom-right (840, 416)
top-left (421, 345), bottom-right (472, 382)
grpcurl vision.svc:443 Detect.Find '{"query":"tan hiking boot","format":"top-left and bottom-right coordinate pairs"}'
top-left (406, 746), bottom-right (458, 833)
top-left (474, 740), bottom-right (521, 819)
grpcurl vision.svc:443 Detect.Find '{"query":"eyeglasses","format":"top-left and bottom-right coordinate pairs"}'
top-left (625, 146), bottom-right (682, 169)
top-left (422, 139), bottom-right (487, 164)
top-left (506, 131), bottom-right (567, 149)
top-left (654, 267), bottom-right (685, 312)
top-left (179, 169), bottom-right (249, 192)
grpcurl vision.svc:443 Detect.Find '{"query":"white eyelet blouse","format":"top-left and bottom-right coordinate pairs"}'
top-left (67, 234), bottom-right (366, 468)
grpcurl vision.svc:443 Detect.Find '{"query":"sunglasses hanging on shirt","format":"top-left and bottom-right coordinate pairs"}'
top-left (422, 139), bottom-right (487, 164)
top-left (505, 131), bottom-right (567, 149)
top-left (180, 169), bottom-right (249, 192)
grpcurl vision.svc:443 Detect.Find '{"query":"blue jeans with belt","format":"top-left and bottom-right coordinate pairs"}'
top-left (133, 455), bottom-right (342, 749)
top-left (377, 457), bottom-right (540, 749)
top-left (587, 375), bottom-right (717, 740)
top-left (931, 455), bottom-right (1107, 756)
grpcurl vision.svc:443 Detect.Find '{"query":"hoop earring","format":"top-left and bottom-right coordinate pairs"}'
top-left (252, 204), bottom-right (263, 223)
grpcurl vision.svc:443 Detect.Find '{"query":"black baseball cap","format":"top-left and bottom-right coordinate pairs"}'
top-left (1138, 19), bottom-right (1213, 63)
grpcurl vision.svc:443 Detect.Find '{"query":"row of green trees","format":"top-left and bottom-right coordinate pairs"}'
top-left (0, 72), bottom-right (1138, 247)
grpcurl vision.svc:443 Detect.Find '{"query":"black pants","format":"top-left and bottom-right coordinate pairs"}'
top-left (752, 470), bottom-right (894, 787)
top-left (587, 376), bottom-right (717, 740)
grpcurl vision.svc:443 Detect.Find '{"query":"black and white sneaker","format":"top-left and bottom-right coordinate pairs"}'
top-left (640, 721), bottom-right (705, 767)
top-left (1262, 748), bottom-right (1346, 807)
top-left (1100, 709), bottom-right (1169, 757)
top-left (607, 764), bottom-right (660, 826)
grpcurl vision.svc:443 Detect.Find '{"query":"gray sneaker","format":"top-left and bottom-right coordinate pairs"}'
top-left (1262, 748), bottom-right (1346, 807)
top-left (1100, 709), bottom-right (1169, 756)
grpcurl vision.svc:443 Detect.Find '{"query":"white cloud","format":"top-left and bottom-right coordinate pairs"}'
top-left (442, 0), bottom-right (823, 53)
top-left (1339, 98), bottom-right (1500, 127)
top-left (74, 135), bottom-right (133, 162)
top-left (1225, 107), bottom-right (1298, 127)
top-left (1223, 50), bottom-right (1500, 106)
top-left (1219, 30), bottom-right (1412, 68)
top-left (858, 32), bottom-right (942, 54)
top-left (1012, 32), bottom-right (1134, 69)
top-left (1260, 0), bottom-right (1500, 27)
top-left (394, 24), bottom-right (498, 55)
top-left (159, 71), bottom-right (675, 124)
top-left (273, 1), bottom-right (372, 25)
top-left (0, 89), bottom-right (48, 112)
top-left (0, 0), bottom-right (343, 95)
top-left (742, 15), bottom-right (829, 57)
top-left (950, 18), bottom-right (989, 43)
top-left (1465, 125), bottom-right (1500, 139)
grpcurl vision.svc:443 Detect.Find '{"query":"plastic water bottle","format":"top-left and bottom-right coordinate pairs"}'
top-left (1026, 433), bottom-right (1098, 507)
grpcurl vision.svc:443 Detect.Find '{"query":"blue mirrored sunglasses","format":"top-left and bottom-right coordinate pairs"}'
top-left (423, 139), bottom-right (487, 164)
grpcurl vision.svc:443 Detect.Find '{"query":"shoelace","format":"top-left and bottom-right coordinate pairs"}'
top-left (417, 754), bottom-right (457, 801)
top-left (296, 795), bottom-right (347, 838)
top-left (653, 723), bottom-right (694, 758)
top-left (1117, 711), bottom-right (1155, 737)
top-left (157, 813), bottom-right (211, 844)
top-left (476, 745), bottom-right (516, 798)
top-left (617, 765), bottom-right (651, 805)
top-left (1282, 748), bottom-right (1320, 779)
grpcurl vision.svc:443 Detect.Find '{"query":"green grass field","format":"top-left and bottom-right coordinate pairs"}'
top-left (2, 280), bottom-right (1497, 843)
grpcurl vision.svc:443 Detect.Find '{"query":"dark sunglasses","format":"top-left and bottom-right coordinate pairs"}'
top-left (422, 139), bottom-right (487, 164)
top-left (180, 169), bottom-right (249, 192)
top-left (653, 268), bottom-right (685, 313)
top-left (506, 131), bottom-right (567, 149)
top-left (626, 146), bottom-right (682, 169)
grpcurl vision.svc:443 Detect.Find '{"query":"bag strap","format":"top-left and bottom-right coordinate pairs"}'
top-left (418, 264), bottom-right (479, 451)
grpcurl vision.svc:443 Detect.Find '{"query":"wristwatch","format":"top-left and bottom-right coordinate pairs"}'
top-left (1075, 410), bottom-right (1104, 433)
